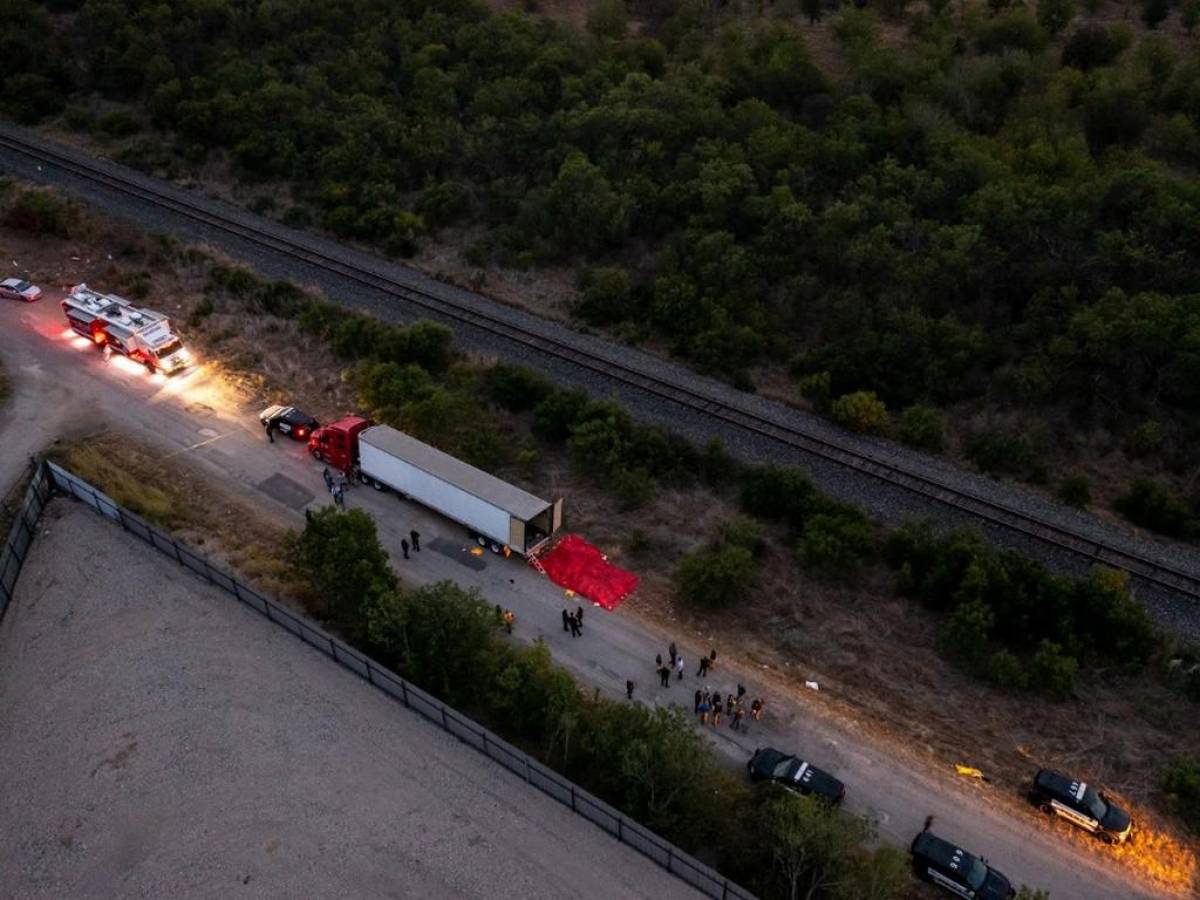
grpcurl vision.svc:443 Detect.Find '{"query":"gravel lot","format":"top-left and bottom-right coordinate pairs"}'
top-left (2, 121), bottom-right (1198, 639)
top-left (0, 501), bottom-right (701, 900)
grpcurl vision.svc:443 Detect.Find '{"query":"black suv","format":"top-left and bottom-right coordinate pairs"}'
top-left (259, 405), bottom-right (319, 441)
top-left (1030, 769), bottom-right (1133, 844)
top-left (746, 747), bottom-right (845, 805)
top-left (910, 830), bottom-right (1014, 899)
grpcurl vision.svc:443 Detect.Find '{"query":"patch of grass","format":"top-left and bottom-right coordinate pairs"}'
top-left (49, 440), bottom-right (178, 527)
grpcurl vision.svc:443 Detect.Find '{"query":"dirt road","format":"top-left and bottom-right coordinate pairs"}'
top-left (0, 291), bottom-right (1182, 900)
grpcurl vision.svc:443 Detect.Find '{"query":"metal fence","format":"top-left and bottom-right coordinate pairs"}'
top-left (0, 461), bottom-right (53, 623)
top-left (36, 460), bottom-right (755, 900)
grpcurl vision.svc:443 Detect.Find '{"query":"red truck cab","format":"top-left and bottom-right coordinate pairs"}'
top-left (308, 416), bottom-right (372, 473)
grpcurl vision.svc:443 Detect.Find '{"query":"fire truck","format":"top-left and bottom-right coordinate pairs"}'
top-left (62, 284), bottom-right (191, 374)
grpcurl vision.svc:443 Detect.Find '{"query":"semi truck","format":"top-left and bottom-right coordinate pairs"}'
top-left (62, 283), bottom-right (191, 374)
top-left (308, 417), bottom-right (564, 557)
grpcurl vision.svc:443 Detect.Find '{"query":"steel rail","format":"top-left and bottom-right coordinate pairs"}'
top-left (4, 131), bottom-right (1198, 601)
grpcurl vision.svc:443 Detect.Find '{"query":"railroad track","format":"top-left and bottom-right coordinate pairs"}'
top-left (4, 130), bottom-right (1199, 603)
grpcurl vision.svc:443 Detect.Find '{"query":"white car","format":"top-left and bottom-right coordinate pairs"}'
top-left (0, 277), bottom-right (42, 302)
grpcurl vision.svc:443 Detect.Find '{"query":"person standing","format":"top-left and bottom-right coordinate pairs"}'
top-left (334, 484), bottom-right (345, 508)
top-left (736, 683), bottom-right (746, 701)
top-left (697, 655), bottom-right (710, 678)
top-left (400, 538), bottom-right (410, 560)
top-left (656, 653), bottom-right (662, 667)
top-left (658, 663), bottom-right (671, 688)
top-left (503, 609), bottom-right (514, 634)
top-left (711, 702), bottom-right (722, 727)
top-left (322, 467), bottom-right (333, 492)
top-left (576, 604), bottom-right (584, 626)
top-left (698, 696), bottom-right (710, 725)
top-left (726, 694), bottom-right (735, 717)
top-left (732, 706), bottom-right (745, 731)
top-left (668, 642), bottom-right (677, 666)
top-left (693, 689), bottom-right (702, 713)
top-left (626, 680), bottom-right (635, 700)
top-left (562, 609), bottom-right (570, 632)
top-left (410, 530), bottom-right (420, 552)
top-left (265, 419), bottom-right (275, 443)
top-left (568, 613), bottom-right (581, 638)
top-left (750, 698), bottom-right (763, 721)
top-left (675, 654), bottom-right (684, 681)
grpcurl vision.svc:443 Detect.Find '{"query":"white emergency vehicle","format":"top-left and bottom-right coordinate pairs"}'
top-left (62, 283), bottom-right (191, 374)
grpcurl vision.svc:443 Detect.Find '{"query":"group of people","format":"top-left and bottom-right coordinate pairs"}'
top-left (561, 605), bottom-right (585, 638)
top-left (654, 643), bottom-right (718, 688)
top-left (695, 686), bottom-right (763, 731)
top-left (321, 466), bottom-right (348, 508)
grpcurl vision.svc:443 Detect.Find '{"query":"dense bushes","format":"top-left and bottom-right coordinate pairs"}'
top-left (19, 0), bottom-right (1200, 456)
top-left (289, 508), bottom-right (907, 899)
top-left (1114, 478), bottom-right (1198, 539)
top-left (885, 524), bottom-right (1158, 697)
top-left (3, 186), bottom-right (82, 238)
top-left (1160, 758), bottom-right (1200, 833)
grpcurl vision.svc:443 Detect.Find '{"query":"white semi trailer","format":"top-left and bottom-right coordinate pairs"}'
top-left (308, 416), bottom-right (563, 557)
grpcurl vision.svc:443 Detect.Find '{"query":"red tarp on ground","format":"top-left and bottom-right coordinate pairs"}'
top-left (537, 534), bottom-right (639, 611)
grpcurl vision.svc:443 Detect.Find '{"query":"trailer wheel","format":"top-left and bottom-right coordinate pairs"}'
top-left (489, 541), bottom-right (502, 554)
top-left (371, 479), bottom-right (384, 492)
top-left (475, 534), bottom-right (486, 548)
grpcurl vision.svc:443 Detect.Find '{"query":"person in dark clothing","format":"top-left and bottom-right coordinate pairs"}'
top-left (410, 530), bottom-right (420, 551)
top-left (265, 420), bottom-right (275, 443)
top-left (732, 706), bottom-right (745, 731)
top-left (668, 642), bottom-right (677, 666)
top-left (400, 538), bottom-right (410, 559)
top-left (694, 689), bottom-right (702, 713)
top-left (626, 680), bottom-right (635, 700)
top-left (576, 604), bottom-right (583, 625)
top-left (656, 653), bottom-right (662, 667)
top-left (562, 609), bottom-right (570, 632)
top-left (736, 683), bottom-right (746, 700)
top-left (568, 613), bottom-right (581, 638)
top-left (923, 815), bottom-right (935, 833)
top-left (322, 467), bottom-right (333, 491)
top-left (658, 664), bottom-right (671, 688)
top-left (726, 694), bottom-right (735, 717)
top-left (697, 656), bottom-right (710, 677)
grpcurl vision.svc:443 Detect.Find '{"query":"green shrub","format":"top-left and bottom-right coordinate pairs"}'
top-left (1062, 24), bottom-right (1129, 70)
top-left (417, 180), bottom-right (471, 228)
top-left (740, 465), bottom-right (817, 529)
top-left (801, 509), bottom-right (874, 577)
top-left (1037, 0), bottom-right (1074, 36)
top-left (831, 391), bottom-right (889, 435)
top-left (95, 109), bottom-right (140, 138)
top-left (1126, 420), bottom-right (1166, 458)
top-left (987, 648), bottom-right (1029, 691)
top-left (1057, 474), bottom-right (1091, 508)
top-left (965, 429), bottom-right (1038, 477)
top-left (1028, 640), bottom-right (1078, 700)
top-left (1160, 758), bottom-right (1200, 832)
top-left (798, 370), bottom-right (832, 413)
top-left (940, 600), bottom-right (995, 669)
top-left (612, 467), bottom-right (656, 509)
top-left (675, 543), bottom-right (757, 609)
top-left (1114, 478), bottom-right (1196, 539)
top-left (576, 266), bottom-right (634, 325)
top-left (719, 515), bottom-right (766, 556)
top-left (3, 186), bottom-right (80, 237)
top-left (532, 388), bottom-right (590, 442)
top-left (286, 507), bottom-right (396, 630)
top-left (976, 8), bottom-right (1047, 54)
top-left (898, 405), bottom-right (945, 453)
top-left (486, 363), bottom-right (555, 412)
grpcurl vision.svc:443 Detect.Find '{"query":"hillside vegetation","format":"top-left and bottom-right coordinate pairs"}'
top-left (4, 0), bottom-right (1200, 529)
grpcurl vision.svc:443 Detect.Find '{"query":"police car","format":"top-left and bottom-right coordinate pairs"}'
top-left (746, 747), bottom-right (846, 805)
top-left (259, 405), bottom-right (320, 441)
top-left (910, 830), bottom-right (1015, 899)
top-left (1030, 769), bottom-right (1133, 844)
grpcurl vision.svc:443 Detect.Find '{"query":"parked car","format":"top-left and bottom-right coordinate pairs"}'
top-left (910, 830), bottom-right (1015, 899)
top-left (259, 405), bottom-right (319, 441)
top-left (746, 747), bottom-right (845, 805)
top-left (1030, 769), bottom-right (1133, 844)
top-left (0, 277), bottom-right (42, 302)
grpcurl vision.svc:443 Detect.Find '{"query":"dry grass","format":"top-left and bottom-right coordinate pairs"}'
top-left (48, 431), bottom-right (302, 604)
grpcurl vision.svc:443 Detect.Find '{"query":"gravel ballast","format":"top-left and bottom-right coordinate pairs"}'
top-left (0, 500), bottom-right (701, 900)
top-left (1, 123), bottom-right (1197, 638)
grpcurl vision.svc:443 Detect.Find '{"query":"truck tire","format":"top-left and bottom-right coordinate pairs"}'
top-left (312, 449), bottom-right (324, 462)
top-left (489, 541), bottom-right (502, 554)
